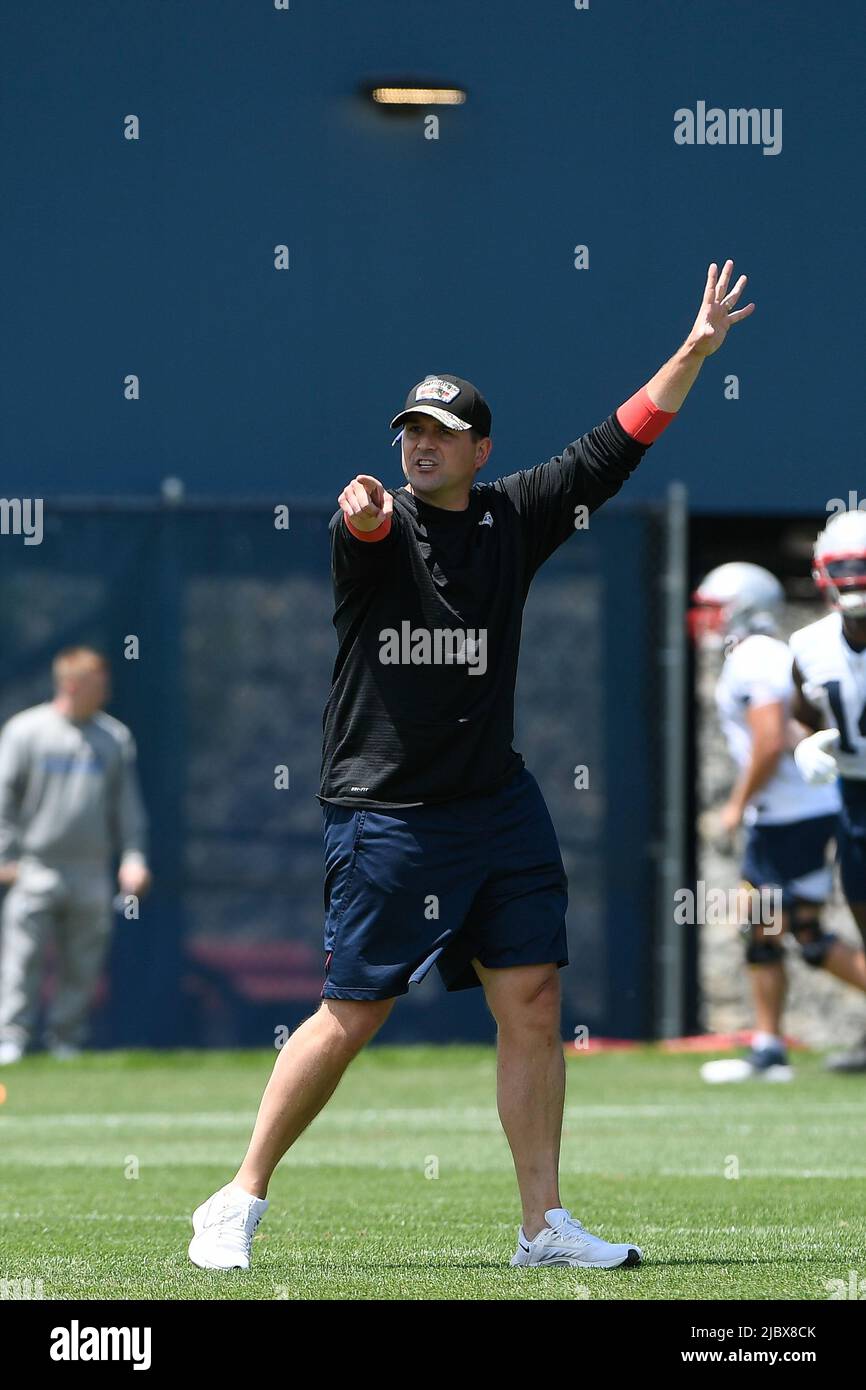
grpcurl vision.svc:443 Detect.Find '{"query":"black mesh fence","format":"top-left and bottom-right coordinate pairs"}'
top-left (0, 499), bottom-right (672, 1046)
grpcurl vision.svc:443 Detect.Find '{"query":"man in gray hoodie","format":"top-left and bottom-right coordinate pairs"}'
top-left (0, 647), bottom-right (150, 1063)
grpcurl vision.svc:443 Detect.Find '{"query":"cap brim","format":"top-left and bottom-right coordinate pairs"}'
top-left (389, 405), bottom-right (472, 432)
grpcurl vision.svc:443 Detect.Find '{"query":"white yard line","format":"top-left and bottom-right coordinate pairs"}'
top-left (2, 1101), bottom-right (865, 1129)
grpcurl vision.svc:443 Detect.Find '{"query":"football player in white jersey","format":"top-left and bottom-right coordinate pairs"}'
top-left (690, 563), bottom-right (866, 1082)
top-left (791, 510), bottom-right (866, 1071)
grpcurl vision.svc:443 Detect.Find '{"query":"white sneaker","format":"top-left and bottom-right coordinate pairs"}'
top-left (510, 1208), bottom-right (642, 1269)
top-left (701, 1044), bottom-right (794, 1085)
top-left (0, 1041), bottom-right (24, 1065)
top-left (701, 1057), bottom-right (794, 1083)
top-left (188, 1183), bottom-right (269, 1271)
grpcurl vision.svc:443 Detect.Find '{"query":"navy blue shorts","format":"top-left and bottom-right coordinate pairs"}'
top-left (838, 780), bottom-right (866, 904)
top-left (741, 814), bottom-right (837, 907)
top-left (319, 769), bottom-right (569, 1001)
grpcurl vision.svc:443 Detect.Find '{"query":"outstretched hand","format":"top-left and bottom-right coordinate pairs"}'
top-left (338, 474), bottom-right (394, 532)
top-left (687, 260), bottom-right (755, 357)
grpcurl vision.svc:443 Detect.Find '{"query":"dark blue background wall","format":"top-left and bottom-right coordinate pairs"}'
top-left (3, 0), bottom-right (862, 513)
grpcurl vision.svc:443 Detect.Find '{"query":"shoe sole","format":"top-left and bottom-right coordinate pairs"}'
top-left (511, 1247), bottom-right (642, 1269)
top-left (187, 1237), bottom-right (248, 1271)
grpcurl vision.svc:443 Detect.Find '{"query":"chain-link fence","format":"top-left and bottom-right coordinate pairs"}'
top-left (0, 497), bottom-right (678, 1047)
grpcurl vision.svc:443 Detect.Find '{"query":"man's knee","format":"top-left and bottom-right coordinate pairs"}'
top-left (744, 920), bottom-right (785, 966)
top-left (318, 996), bottom-right (395, 1054)
top-left (789, 904), bottom-right (836, 969)
top-left (483, 964), bottom-right (562, 1031)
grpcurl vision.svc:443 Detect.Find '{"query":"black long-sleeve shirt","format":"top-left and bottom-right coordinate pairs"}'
top-left (318, 412), bottom-right (649, 808)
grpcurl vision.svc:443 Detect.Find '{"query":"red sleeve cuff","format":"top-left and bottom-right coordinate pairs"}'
top-left (344, 512), bottom-right (393, 542)
top-left (616, 386), bottom-right (677, 444)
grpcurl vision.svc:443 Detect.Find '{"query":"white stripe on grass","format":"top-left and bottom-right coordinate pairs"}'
top-left (0, 1211), bottom-right (859, 1229)
top-left (3, 1147), bottom-right (865, 1176)
top-left (2, 1100), bottom-right (866, 1130)
top-left (661, 1168), bottom-right (866, 1178)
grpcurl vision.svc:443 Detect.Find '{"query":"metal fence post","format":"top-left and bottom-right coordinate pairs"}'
top-left (656, 482), bottom-right (688, 1038)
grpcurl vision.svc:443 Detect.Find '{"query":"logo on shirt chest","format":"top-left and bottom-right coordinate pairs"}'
top-left (40, 749), bottom-right (105, 776)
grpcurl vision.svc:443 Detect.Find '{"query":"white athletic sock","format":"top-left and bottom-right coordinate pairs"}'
top-left (753, 1031), bottom-right (781, 1051)
top-left (227, 1182), bottom-right (267, 1206)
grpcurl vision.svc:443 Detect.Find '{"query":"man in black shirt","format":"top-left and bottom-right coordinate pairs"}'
top-left (189, 261), bottom-right (754, 1273)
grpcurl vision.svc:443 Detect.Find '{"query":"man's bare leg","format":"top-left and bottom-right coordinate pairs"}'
top-left (233, 997), bottom-right (395, 1198)
top-left (474, 960), bottom-right (564, 1240)
top-left (750, 959), bottom-right (787, 1036)
top-left (821, 940), bottom-right (866, 990)
top-left (788, 899), bottom-right (866, 991)
top-left (738, 892), bottom-right (788, 1040)
top-left (747, 900), bottom-right (866, 1037)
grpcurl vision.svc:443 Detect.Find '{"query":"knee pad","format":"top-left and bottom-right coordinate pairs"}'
top-left (790, 915), bottom-right (836, 968)
top-left (745, 927), bottom-right (785, 966)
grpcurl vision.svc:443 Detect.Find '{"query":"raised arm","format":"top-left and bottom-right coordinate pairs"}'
top-left (617, 260), bottom-right (755, 442)
top-left (500, 259), bottom-right (756, 576)
top-left (648, 260), bottom-right (754, 408)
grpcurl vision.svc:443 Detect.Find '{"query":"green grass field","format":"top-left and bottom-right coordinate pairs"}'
top-left (0, 1046), bottom-right (863, 1301)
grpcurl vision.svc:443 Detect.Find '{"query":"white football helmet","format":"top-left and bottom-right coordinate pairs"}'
top-left (813, 510), bottom-right (866, 619)
top-left (689, 562), bottom-right (784, 645)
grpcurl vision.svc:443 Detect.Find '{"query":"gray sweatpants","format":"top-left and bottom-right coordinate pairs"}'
top-left (0, 858), bottom-right (113, 1050)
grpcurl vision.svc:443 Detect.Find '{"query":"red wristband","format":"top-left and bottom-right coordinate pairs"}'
top-left (344, 512), bottom-right (392, 542)
top-left (616, 386), bottom-right (676, 444)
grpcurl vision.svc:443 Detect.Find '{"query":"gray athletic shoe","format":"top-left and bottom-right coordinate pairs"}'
top-left (511, 1208), bottom-right (642, 1269)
